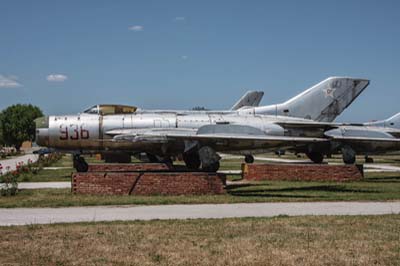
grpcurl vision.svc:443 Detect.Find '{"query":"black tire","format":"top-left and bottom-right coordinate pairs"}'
top-left (306, 152), bottom-right (324, 164)
top-left (365, 156), bottom-right (374, 163)
top-left (343, 157), bottom-right (356, 164)
top-left (183, 152), bottom-right (201, 170)
top-left (147, 153), bottom-right (160, 163)
top-left (202, 161), bottom-right (220, 172)
top-left (342, 146), bottom-right (356, 164)
top-left (74, 157), bottom-right (89, 172)
top-left (245, 155), bottom-right (254, 164)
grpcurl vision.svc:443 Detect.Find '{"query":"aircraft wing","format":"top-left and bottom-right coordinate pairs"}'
top-left (107, 125), bottom-right (327, 152)
top-left (230, 91), bottom-right (264, 110)
top-left (275, 121), bottom-right (340, 130)
top-left (324, 127), bottom-right (400, 152)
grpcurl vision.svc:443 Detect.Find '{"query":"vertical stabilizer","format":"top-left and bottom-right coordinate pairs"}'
top-left (231, 91), bottom-right (264, 110)
top-left (250, 77), bottom-right (369, 122)
top-left (365, 112), bottom-right (400, 129)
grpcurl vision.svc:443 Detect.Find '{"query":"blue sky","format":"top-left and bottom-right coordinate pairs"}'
top-left (0, 0), bottom-right (399, 122)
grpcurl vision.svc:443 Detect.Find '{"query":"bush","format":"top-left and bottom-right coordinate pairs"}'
top-left (0, 171), bottom-right (18, 196)
top-left (0, 152), bottom-right (62, 196)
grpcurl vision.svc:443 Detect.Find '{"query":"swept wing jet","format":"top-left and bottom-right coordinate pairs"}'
top-left (321, 112), bottom-right (400, 163)
top-left (35, 77), bottom-right (369, 172)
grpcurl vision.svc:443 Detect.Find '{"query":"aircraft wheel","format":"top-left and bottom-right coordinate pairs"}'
top-left (73, 156), bottom-right (89, 172)
top-left (245, 155), bottom-right (254, 164)
top-left (202, 161), bottom-right (220, 172)
top-left (162, 157), bottom-right (173, 166)
top-left (306, 152), bottom-right (324, 164)
top-left (365, 156), bottom-right (374, 163)
top-left (183, 152), bottom-right (201, 170)
top-left (342, 146), bottom-right (356, 164)
top-left (147, 153), bottom-right (160, 163)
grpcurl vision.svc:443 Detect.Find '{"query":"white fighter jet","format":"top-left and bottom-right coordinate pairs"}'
top-left (35, 77), bottom-right (373, 172)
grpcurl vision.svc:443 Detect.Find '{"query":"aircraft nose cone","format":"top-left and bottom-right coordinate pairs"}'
top-left (35, 116), bottom-right (49, 147)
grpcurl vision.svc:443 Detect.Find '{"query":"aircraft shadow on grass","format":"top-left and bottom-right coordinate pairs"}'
top-left (226, 184), bottom-right (378, 198)
top-left (365, 176), bottom-right (400, 182)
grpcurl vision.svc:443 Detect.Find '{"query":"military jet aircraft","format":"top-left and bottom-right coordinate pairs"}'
top-left (35, 77), bottom-right (370, 172)
top-left (321, 112), bottom-right (400, 163)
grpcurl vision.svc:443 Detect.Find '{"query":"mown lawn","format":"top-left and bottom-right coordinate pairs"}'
top-left (0, 215), bottom-right (399, 266)
top-left (2, 153), bottom-right (400, 207)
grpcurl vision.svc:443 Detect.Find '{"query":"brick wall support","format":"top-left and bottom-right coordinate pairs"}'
top-left (87, 163), bottom-right (170, 172)
top-left (242, 163), bottom-right (363, 182)
top-left (72, 171), bottom-right (226, 195)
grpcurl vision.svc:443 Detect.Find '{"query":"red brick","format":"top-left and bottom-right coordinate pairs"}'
top-left (72, 170), bottom-right (226, 195)
top-left (242, 163), bottom-right (363, 182)
top-left (87, 163), bottom-right (170, 172)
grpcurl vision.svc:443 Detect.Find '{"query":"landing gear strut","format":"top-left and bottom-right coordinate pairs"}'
top-left (73, 155), bottom-right (88, 172)
top-left (245, 155), bottom-right (254, 164)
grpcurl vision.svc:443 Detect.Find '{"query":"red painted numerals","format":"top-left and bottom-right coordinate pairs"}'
top-left (70, 125), bottom-right (79, 140)
top-left (80, 127), bottom-right (89, 139)
top-left (59, 124), bottom-right (90, 140)
top-left (60, 126), bottom-right (69, 140)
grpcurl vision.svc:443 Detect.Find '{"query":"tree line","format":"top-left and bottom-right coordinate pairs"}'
top-left (0, 104), bottom-right (43, 151)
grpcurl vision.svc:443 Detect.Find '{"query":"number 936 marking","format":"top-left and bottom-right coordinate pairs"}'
top-left (59, 124), bottom-right (90, 140)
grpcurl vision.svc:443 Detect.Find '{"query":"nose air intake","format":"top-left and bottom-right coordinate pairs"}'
top-left (35, 116), bottom-right (50, 146)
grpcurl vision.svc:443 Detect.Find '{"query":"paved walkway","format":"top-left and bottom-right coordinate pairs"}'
top-left (0, 201), bottom-right (399, 226)
top-left (364, 164), bottom-right (400, 172)
top-left (18, 182), bottom-right (71, 189)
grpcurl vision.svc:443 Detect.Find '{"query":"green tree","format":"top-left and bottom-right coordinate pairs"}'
top-left (0, 104), bottom-right (43, 151)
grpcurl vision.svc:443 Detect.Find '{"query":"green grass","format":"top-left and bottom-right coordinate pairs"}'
top-left (0, 215), bottom-right (399, 265)
top-left (15, 154), bottom-right (75, 182)
top-left (1, 171), bottom-right (400, 208)
top-left (19, 168), bottom-right (74, 182)
top-left (50, 154), bottom-right (74, 167)
top-left (3, 154), bottom-right (400, 208)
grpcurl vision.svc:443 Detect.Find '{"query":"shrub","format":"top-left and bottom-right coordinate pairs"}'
top-left (0, 171), bottom-right (18, 196)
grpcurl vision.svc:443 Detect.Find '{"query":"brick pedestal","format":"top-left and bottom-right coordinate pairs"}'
top-left (72, 171), bottom-right (226, 195)
top-left (87, 163), bottom-right (171, 172)
top-left (242, 163), bottom-right (364, 182)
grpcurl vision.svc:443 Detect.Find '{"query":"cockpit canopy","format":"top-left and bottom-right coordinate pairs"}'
top-left (83, 104), bottom-right (137, 115)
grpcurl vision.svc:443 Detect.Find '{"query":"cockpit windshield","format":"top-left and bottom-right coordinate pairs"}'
top-left (83, 106), bottom-right (99, 114)
top-left (83, 105), bottom-right (137, 115)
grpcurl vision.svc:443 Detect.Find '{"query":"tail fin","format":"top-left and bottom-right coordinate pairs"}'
top-left (252, 77), bottom-right (369, 122)
top-left (231, 91), bottom-right (264, 110)
top-left (365, 112), bottom-right (400, 129)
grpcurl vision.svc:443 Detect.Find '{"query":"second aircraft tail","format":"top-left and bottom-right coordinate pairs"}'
top-left (365, 112), bottom-right (400, 129)
top-left (247, 77), bottom-right (370, 122)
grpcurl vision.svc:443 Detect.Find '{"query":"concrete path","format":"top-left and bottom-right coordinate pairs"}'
top-left (0, 154), bottom-right (39, 174)
top-left (364, 164), bottom-right (400, 172)
top-left (0, 201), bottom-right (399, 226)
top-left (43, 167), bottom-right (71, 170)
top-left (18, 182), bottom-right (71, 189)
top-left (218, 170), bottom-right (242, 175)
